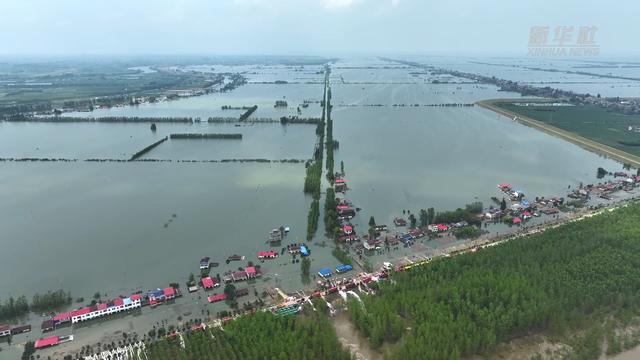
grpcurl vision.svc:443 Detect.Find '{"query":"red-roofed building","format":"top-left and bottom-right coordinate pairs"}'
top-left (207, 293), bottom-right (227, 303)
top-left (342, 225), bottom-right (353, 235)
top-left (35, 336), bottom-right (59, 349)
top-left (364, 238), bottom-right (381, 250)
top-left (232, 270), bottom-right (248, 282)
top-left (513, 217), bottom-right (522, 224)
top-left (437, 224), bottom-right (449, 232)
top-left (163, 287), bottom-right (176, 299)
top-left (257, 251), bottom-right (278, 259)
top-left (69, 294), bottom-right (142, 324)
top-left (246, 267), bottom-right (257, 278)
top-left (52, 312), bottom-right (73, 325)
top-left (202, 277), bottom-right (218, 289)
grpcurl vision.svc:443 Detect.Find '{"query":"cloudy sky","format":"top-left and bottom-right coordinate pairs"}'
top-left (1, 0), bottom-right (637, 56)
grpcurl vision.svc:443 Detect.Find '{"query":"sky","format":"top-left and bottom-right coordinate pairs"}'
top-left (0, 0), bottom-right (638, 57)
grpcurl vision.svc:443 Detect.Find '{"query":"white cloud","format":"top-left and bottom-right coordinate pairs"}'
top-left (321, 0), bottom-right (363, 10)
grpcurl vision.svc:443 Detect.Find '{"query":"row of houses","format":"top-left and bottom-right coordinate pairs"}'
top-left (0, 323), bottom-right (31, 337)
top-left (207, 287), bottom-right (250, 303)
top-left (51, 294), bottom-right (142, 326)
top-left (223, 267), bottom-right (258, 283)
top-left (148, 287), bottom-right (178, 306)
top-left (43, 285), bottom-right (180, 332)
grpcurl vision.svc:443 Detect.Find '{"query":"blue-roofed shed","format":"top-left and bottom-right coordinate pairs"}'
top-left (318, 268), bottom-right (332, 277)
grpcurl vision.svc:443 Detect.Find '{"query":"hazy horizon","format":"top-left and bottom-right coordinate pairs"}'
top-left (1, 0), bottom-right (638, 57)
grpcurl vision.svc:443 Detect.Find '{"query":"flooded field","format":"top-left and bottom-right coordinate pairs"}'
top-left (65, 83), bottom-right (324, 120)
top-left (2, 57), bottom-right (639, 358)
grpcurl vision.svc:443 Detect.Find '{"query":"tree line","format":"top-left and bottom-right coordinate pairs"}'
top-left (169, 133), bottom-right (242, 139)
top-left (6, 115), bottom-right (195, 123)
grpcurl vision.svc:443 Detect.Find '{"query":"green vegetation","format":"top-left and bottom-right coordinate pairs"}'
top-left (306, 199), bottom-right (320, 242)
top-left (169, 133), bottom-right (242, 139)
top-left (21, 341), bottom-right (35, 360)
top-left (348, 202), bottom-right (640, 359)
top-left (303, 122), bottom-right (325, 198)
top-left (145, 311), bottom-right (351, 360)
top-left (432, 202), bottom-right (483, 226)
top-left (325, 87), bottom-right (335, 183)
top-left (31, 289), bottom-right (72, 312)
top-left (187, 273), bottom-right (196, 288)
top-left (301, 257), bottom-right (311, 278)
top-left (418, 208), bottom-right (435, 227)
top-left (452, 225), bottom-right (482, 239)
top-left (130, 137), bottom-right (168, 160)
top-left (304, 67), bottom-right (329, 242)
top-left (238, 105), bottom-right (258, 121)
top-left (324, 188), bottom-right (340, 236)
top-left (496, 102), bottom-right (640, 157)
top-left (224, 284), bottom-right (237, 302)
top-left (332, 246), bottom-right (353, 265)
top-left (303, 161), bottom-right (323, 198)
top-left (2, 290), bottom-right (72, 319)
top-left (8, 115), bottom-right (194, 123)
top-left (0, 296), bottom-right (29, 320)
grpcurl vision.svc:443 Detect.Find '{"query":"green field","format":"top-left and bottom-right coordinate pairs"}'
top-left (496, 102), bottom-right (640, 157)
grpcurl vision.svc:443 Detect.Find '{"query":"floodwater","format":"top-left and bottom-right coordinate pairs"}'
top-left (0, 57), bottom-right (637, 358)
top-left (65, 83), bottom-right (324, 120)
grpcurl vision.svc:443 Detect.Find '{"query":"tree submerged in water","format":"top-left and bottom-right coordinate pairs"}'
top-left (597, 167), bottom-right (609, 178)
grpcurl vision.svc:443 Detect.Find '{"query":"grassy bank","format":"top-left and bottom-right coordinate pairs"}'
top-left (347, 201), bottom-right (640, 359)
top-left (480, 99), bottom-right (640, 166)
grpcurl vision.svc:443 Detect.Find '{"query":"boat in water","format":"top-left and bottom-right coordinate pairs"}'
top-left (226, 255), bottom-right (245, 264)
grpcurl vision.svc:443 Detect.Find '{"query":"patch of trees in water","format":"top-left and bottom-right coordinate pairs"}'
top-left (279, 116), bottom-right (321, 124)
top-left (206, 116), bottom-right (320, 124)
top-left (1, 289), bottom-right (72, 320)
top-left (130, 136), bottom-right (168, 160)
top-left (5, 115), bottom-right (195, 123)
top-left (0, 157), bottom-right (308, 163)
top-left (238, 105), bottom-right (258, 121)
top-left (169, 133), bottom-right (242, 139)
top-left (221, 105), bottom-right (254, 110)
top-left (0, 157), bottom-right (79, 162)
top-left (347, 201), bottom-right (640, 359)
